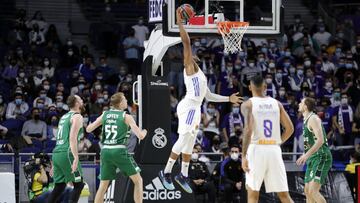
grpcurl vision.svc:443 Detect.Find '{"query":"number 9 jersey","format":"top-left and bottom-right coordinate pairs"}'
top-left (250, 97), bottom-right (282, 145)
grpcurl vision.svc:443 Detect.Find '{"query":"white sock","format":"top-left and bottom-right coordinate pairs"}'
top-left (181, 161), bottom-right (190, 177)
top-left (164, 158), bottom-right (176, 174)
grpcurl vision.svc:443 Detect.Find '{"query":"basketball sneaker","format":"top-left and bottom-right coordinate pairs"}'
top-left (174, 173), bottom-right (193, 193)
top-left (159, 170), bottom-right (175, 190)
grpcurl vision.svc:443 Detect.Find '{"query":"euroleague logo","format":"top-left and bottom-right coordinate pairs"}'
top-left (152, 128), bottom-right (167, 149)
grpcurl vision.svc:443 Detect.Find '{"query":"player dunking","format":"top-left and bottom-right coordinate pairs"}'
top-left (159, 8), bottom-right (242, 193)
top-left (297, 97), bottom-right (332, 203)
top-left (86, 92), bottom-right (147, 203)
top-left (47, 95), bottom-right (85, 203)
top-left (241, 75), bottom-right (294, 203)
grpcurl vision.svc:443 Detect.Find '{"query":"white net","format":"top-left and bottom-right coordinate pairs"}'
top-left (218, 22), bottom-right (249, 54)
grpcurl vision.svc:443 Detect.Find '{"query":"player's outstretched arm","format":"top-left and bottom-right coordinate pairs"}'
top-left (241, 101), bottom-right (253, 172)
top-left (279, 102), bottom-right (294, 144)
top-left (86, 113), bottom-right (103, 133)
top-left (296, 115), bottom-right (324, 165)
top-left (176, 8), bottom-right (197, 75)
top-left (124, 114), bottom-right (147, 140)
top-left (70, 114), bottom-right (83, 172)
top-left (205, 88), bottom-right (243, 104)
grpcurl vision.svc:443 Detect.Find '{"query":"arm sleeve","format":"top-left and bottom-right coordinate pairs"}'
top-left (205, 88), bottom-right (229, 102)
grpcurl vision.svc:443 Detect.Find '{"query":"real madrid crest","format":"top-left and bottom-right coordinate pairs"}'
top-left (152, 128), bottom-right (167, 149)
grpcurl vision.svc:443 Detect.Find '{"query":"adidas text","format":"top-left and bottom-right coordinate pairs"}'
top-left (144, 189), bottom-right (181, 200)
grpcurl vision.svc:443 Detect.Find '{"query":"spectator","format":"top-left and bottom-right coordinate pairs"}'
top-left (33, 89), bottom-right (53, 108)
top-left (202, 102), bottom-right (220, 141)
top-left (353, 103), bottom-right (360, 145)
top-left (2, 58), bottom-right (19, 81)
top-left (45, 24), bottom-right (61, 47)
top-left (70, 76), bottom-right (87, 96)
top-left (6, 93), bottom-right (29, 120)
top-left (217, 60), bottom-right (240, 96)
top-left (78, 55), bottom-right (96, 83)
top-left (78, 133), bottom-right (92, 159)
top-left (345, 152), bottom-right (360, 199)
top-left (332, 93), bottom-right (354, 146)
top-left (312, 24), bottom-right (332, 47)
top-left (122, 28), bottom-right (140, 75)
top-left (220, 145), bottom-right (243, 203)
top-left (29, 23), bottom-right (45, 46)
top-left (0, 95), bottom-right (7, 120)
top-left (26, 11), bottom-right (48, 33)
top-left (42, 57), bottom-right (55, 78)
top-left (188, 146), bottom-right (216, 203)
top-left (211, 142), bottom-right (229, 189)
top-left (221, 103), bottom-right (243, 143)
top-left (265, 73), bottom-right (277, 98)
top-left (240, 58), bottom-right (262, 96)
top-left (193, 143), bottom-right (210, 167)
top-left (32, 67), bottom-right (46, 87)
top-left (22, 108), bottom-right (47, 144)
top-left (7, 23), bottom-right (26, 45)
top-left (132, 16), bottom-right (149, 49)
top-left (47, 115), bottom-right (58, 140)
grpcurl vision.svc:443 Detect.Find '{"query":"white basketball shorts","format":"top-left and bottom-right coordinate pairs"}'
top-left (176, 99), bottom-right (201, 135)
top-left (245, 144), bottom-right (289, 193)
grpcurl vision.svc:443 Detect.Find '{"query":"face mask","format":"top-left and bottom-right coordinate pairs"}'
top-left (295, 19), bottom-right (300, 23)
top-left (249, 63), bottom-right (255, 68)
top-left (227, 66), bottom-right (233, 72)
top-left (232, 107), bottom-right (239, 114)
top-left (56, 102), bottom-right (63, 108)
top-left (191, 153), bottom-right (199, 161)
top-left (78, 84), bottom-right (85, 90)
top-left (297, 69), bottom-right (304, 76)
top-left (235, 65), bottom-right (241, 70)
top-left (304, 61), bottom-right (311, 67)
top-left (97, 76), bottom-right (103, 80)
top-left (40, 94), bottom-right (46, 99)
top-left (266, 78), bottom-right (272, 84)
top-left (194, 41), bottom-right (200, 47)
top-left (345, 63), bottom-right (353, 69)
top-left (19, 72), bottom-right (25, 78)
top-left (239, 51), bottom-right (246, 57)
top-left (279, 90), bottom-right (285, 96)
top-left (276, 73), bottom-right (282, 79)
top-left (213, 139), bottom-right (220, 145)
top-left (283, 62), bottom-right (290, 67)
top-left (95, 85), bottom-right (101, 90)
top-left (261, 47), bottom-right (268, 53)
top-left (200, 38), bottom-right (207, 45)
top-left (341, 98), bottom-right (348, 105)
top-left (68, 51), bottom-right (74, 56)
top-left (231, 152), bottom-right (239, 161)
top-left (269, 63), bottom-right (275, 68)
top-left (97, 98), bottom-right (104, 104)
top-left (34, 114), bottom-right (40, 120)
top-left (270, 43), bottom-right (276, 48)
top-left (289, 67), bottom-right (296, 74)
top-left (103, 94), bottom-right (109, 100)
top-left (37, 103), bottom-right (44, 109)
top-left (51, 120), bottom-right (58, 126)
top-left (285, 51), bottom-right (291, 57)
top-left (48, 111), bottom-right (57, 117)
top-left (56, 95), bottom-right (63, 101)
top-left (44, 61), bottom-right (49, 66)
top-left (258, 58), bottom-right (265, 63)
top-left (15, 99), bottom-right (22, 105)
top-left (67, 41), bottom-right (73, 46)
top-left (325, 82), bottom-right (332, 88)
top-left (43, 85), bottom-right (50, 90)
top-left (36, 70), bottom-right (42, 75)
top-left (83, 117), bottom-right (89, 124)
top-left (207, 108), bottom-right (215, 114)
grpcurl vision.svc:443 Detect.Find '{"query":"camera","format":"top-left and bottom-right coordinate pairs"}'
top-left (23, 153), bottom-right (51, 175)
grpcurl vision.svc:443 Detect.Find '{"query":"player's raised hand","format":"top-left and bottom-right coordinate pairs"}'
top-left (296, 154), bottom-right (309, 166)
top-left (229, 92), bottom-right (243, 104)
top-left (242, 158), bottom-right (250, 172)
top-left (176, 7), bottom-right (183, 24)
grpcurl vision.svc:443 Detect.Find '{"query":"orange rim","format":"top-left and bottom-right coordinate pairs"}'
top-left (217, 21), bottom-right (249, 34)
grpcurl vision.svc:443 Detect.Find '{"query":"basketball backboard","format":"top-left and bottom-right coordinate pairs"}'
top-left (162, 0), bottom-right (283, 36)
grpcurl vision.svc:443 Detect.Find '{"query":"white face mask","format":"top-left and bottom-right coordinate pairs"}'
top-left (341, 98), bottom-right (348, 105)
top-left (230, 152), bottom-right (239, 161)
top-left (191, 153), bottom-right (199, 161)
top-left (266, 78), bottom-right (272, 84)
top-left (249, 63), bottom-right (255, 67)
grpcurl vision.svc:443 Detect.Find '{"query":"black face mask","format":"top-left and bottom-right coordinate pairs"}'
top-left (235, 130), bottom-right (242, 136)
top-left (34, 114), bottom-right (40, 120)
top-left (213, 139), bottom-right (220, 145)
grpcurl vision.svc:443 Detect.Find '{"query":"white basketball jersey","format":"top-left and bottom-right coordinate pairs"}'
top-left (183, 68), bottom-right (208, 104)
top-left (250, 97), bottom-right (282, 144)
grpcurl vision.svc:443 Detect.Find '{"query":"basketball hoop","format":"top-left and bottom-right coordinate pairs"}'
top-left (217, 21), bottom-right (249, 54)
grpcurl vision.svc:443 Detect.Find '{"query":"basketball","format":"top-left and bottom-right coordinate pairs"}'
top-left (179, 4), bottom-right (195, 21)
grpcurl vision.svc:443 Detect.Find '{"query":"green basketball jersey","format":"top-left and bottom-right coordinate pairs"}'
top-left (101, 110), bottom-right (130, 145)
top-left (53, 111), bottom-right (83, 153)
top-left (303, 113), bottom-right (331, 157)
